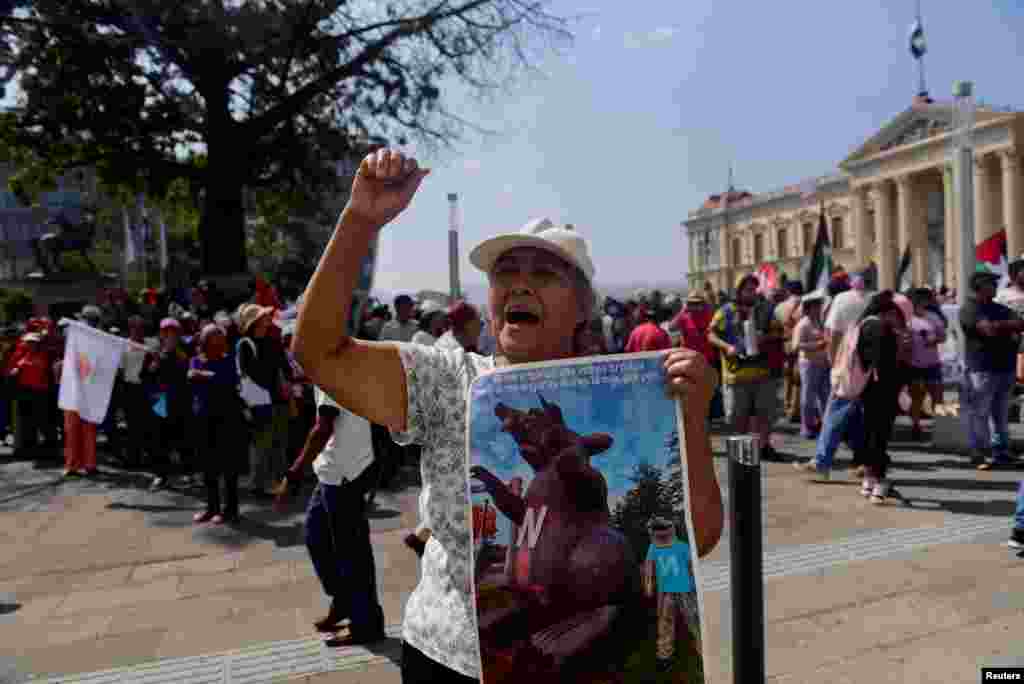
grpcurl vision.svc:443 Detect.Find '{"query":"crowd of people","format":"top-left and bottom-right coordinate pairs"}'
top-left (4, 146), bottom-right (1024, 681)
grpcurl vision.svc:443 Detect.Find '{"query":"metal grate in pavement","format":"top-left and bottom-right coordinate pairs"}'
top-left (35, 516), bottom-right (1010, 684)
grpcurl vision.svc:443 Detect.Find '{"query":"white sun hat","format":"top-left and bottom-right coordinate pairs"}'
top-left (469, 218), bottom-right (596, 286)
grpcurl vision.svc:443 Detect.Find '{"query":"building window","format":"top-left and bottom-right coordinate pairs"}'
top-left (777, 228), bottom-right (788, 259)
top-left (832, 217), bottom-right (844, 249)
top-left (732, 237), bottom-right (742, 266)
top-left (754, 233), bottom-right (764, 265)
top-left (802, 223), bottom-right (814, 255)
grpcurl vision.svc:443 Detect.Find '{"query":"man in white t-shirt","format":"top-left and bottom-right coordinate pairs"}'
top-left (276, 386), bottom-right (385, 646)
top-left (378, 294), bottom-right (418, 342)
top-left (824, 275), bottom-right (871, 365)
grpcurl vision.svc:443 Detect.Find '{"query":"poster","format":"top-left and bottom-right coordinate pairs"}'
top-left (467, 352), bottom-right (706, 684)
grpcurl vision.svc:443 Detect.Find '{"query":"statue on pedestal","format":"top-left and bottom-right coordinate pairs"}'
top-left (31, 212), bottom-right (97, 276)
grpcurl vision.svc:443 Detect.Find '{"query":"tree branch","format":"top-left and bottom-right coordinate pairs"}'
top-left (241, 0), bottom-right (493, 142)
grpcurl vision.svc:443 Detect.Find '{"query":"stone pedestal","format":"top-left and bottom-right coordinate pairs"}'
top-left (0, 272), bottom-right (119, 318)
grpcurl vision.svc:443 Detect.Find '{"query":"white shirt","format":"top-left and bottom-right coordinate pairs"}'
top-left (825, 289), bottom-right (870, 335)
top-left (390, 343), bottom-right (494, 678)
top-left (378, 319), bottom-right (418, 343)
top-left (312, 387), bottom-right (374, 485)
top-left (120, 346), bottom-right (149, 384)
top-left (433, 330), bottom-right (462, 352)
top-left (410, 330), bottom-right (437, 346)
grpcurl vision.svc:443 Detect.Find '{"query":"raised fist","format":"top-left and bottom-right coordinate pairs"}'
top-left (347, 148), bottom-right (430, 228)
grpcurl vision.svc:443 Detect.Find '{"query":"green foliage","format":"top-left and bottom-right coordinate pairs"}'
top-left (609, 429), bottom-right (688, 565)
top-left (0, 288), bottom-right (33, 323)
top-left (1, 1), bottom-right (571, 273)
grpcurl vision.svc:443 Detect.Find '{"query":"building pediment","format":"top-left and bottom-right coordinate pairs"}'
top-left (841, 100), bottom-right (1018, 169)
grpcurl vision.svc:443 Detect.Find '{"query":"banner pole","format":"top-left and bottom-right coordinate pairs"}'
top-left (726, 435), bottom-right (765, 684)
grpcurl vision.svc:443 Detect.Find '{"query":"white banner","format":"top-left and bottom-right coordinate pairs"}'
top-left (57, 320), bottom-right (144, 424)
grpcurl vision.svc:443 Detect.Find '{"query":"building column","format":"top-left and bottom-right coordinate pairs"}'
top-left (974, 153), bottom-right (993, 243)
top-left (943, 164), bottom-right (958, 290)
top-left (1001, 148), bottom-right (1022, 262)
top-left (853, 186), bottom-right (871, 269)
top-left (871, 182), bottom-right (897, 290)
top-left (895, 176), bottom-right (914, 286)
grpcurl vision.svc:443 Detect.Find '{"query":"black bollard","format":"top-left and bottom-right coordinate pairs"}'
top-left (726, 435), bottom-right (765, 684)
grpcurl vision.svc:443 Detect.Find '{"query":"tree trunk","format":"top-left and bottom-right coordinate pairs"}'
top-left (198, 147), bottom-right (248, 276)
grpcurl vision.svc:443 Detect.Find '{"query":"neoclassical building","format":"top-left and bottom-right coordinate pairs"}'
top-left (684, 95), bottom-right (1024, 293)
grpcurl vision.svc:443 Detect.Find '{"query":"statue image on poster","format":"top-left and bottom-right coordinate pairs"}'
top-left (467, 352), bottom-right (706, 684)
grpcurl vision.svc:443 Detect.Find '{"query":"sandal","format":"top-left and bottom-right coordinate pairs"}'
top-left (193, 510), bottom-right (217, 524)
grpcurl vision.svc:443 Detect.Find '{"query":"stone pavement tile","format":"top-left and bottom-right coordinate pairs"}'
top-left (5, 591), bottom-right (66, 624)
top-left (767, 612), bottom-right (1024, 683)
top-left (3, 611), bottom-right (113, 652)
top-left (129, 552), bottom-right (238, 584)
top-left (104, 593), bottom-right (238, 638)
top-left (178, 560), bottom-right (292, 598)
top-left (228, 577), bottom-right (324, 619)
top-left (155, 607), bottom-right (305, 660)
top-left (15, 627), bottom-right (169, 679)
top-left (57, 575), bottom-right (182, 616)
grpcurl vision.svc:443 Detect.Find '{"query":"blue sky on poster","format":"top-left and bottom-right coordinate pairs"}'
top-left (469, 356), bottom-right (680, 534)
top-left (380, 0), bottom-right (1024, 296)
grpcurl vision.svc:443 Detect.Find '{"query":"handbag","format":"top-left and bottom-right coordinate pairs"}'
top-left (236, 338), bottom-right (273, 409)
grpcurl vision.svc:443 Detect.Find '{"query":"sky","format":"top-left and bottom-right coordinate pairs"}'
top-left (468, 354), bottom-right (680, 545)
top-left (4, 2), bottom-right (1023, 301)
top-left (375, 0), bottom-right (1024, 297)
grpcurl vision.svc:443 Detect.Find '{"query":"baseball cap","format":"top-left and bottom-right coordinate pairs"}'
top-left (470, 218), bottom-right (595, 287)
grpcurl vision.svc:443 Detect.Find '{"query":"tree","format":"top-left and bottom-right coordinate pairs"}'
top-left (0, 1), bottom-right (571, 277)
top-left (610, 461), bottom-right (675, 565)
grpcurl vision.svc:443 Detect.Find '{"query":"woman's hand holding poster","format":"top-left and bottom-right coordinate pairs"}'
top-left (467, 352), bottom-right (707, 684)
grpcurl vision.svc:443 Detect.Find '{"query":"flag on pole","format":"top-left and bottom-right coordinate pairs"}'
top-left (804, 206), bottom-right (833, 294)
top-left (123, 209), bottom-right (136, 265)
top-left (159, 219), bottom-right (168, 271)
top-left (908, 19), bottom-right (927, 59)
top-left (58, 320), bottom-right (136, 424)
top-left (976, 229), bottom-right (1010, 288)
top-left (897, 246), bottom-right (912, 291)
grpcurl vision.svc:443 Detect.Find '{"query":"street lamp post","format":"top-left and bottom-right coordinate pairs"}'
top-left (951, 80), bottom-right (976, 305)
top-left (448, 193), bottom-right (462, 302)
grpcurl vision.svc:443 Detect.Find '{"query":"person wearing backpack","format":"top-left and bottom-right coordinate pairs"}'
top-left (708, 273), bottom-right (787, 461)
top-left (960, 271), bottom-right (1024, 470)
top-left (795, 291), bottom-right (911, 504)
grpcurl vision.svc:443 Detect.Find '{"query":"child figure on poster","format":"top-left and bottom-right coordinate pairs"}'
top-left (644, 516), bottom-right (701, 675)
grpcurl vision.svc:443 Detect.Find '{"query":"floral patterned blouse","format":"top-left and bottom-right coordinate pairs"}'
top-left (391, 342), bottom-right (495, 678)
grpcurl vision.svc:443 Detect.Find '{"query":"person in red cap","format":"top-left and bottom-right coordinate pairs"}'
top-left (624, 304), bottom-right (672, 353)
top-left (435, 301), bottom-right (484, 354)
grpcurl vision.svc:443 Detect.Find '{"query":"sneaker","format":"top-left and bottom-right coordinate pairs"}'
top-left (793, 460), bottom-right (830, 480)
top-left (978, 457), bottom-right (1008, 471)
top-left (860, 479), bottom-right (876, 498)
top-left (969, 450), bottom-right (988, 467)
top-left (62, 469), bottom-right (80, 479)
top-left (210, 514), bottom-right (226, 525)
top-left (1007, 529), bottom-right (1024, 550)
top-left (870, 480), bottom-right (891, 505)
top-left (150, 477), bottom-right (167, 491)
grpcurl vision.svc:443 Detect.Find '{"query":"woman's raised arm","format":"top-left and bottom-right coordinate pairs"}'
top-left (292, 149), bottom-right (429, 432)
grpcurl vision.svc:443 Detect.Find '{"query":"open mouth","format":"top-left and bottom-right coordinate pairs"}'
top-left (505, 311), bottom-right (540, 325)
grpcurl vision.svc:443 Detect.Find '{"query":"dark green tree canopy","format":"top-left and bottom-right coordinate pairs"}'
top-left (0, 0), bottom-right (570, 275)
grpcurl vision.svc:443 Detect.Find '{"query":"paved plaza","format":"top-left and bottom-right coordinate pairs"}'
top-left (1, 418), bottom-right (1023, 684)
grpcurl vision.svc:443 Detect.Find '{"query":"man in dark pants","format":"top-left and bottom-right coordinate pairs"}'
top-left (275, 386), bottom-right (386, 646)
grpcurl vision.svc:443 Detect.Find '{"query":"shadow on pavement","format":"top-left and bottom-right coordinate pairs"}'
top-left (900, 477), bottom-right (1021, 493)
top-left (326, 635), bottom-right (403, 668)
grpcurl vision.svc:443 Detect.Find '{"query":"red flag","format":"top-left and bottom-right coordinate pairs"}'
top-left (976, 229), bottom-right (1008, 270)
